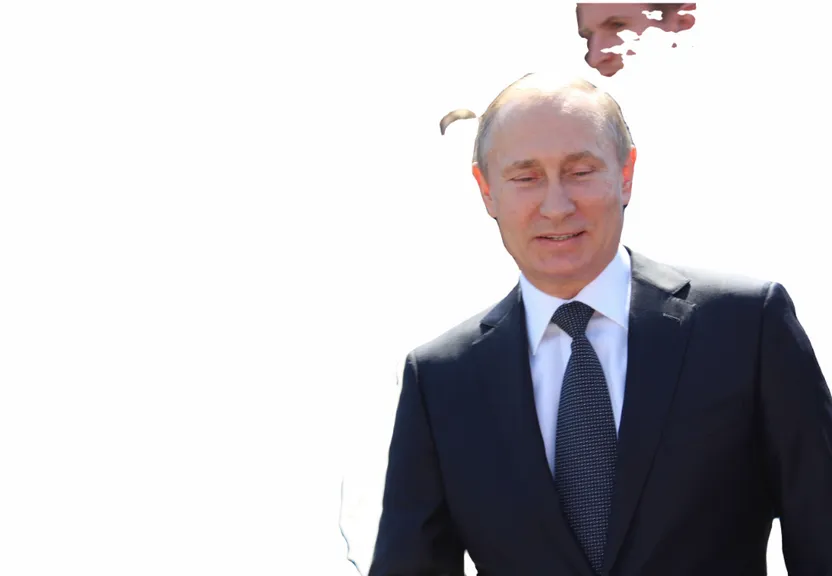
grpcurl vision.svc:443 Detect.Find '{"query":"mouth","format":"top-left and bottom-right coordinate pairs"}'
top-left (596, 57), bottom-right (624, 76)
top-left (537, 232), bottom-right (585, 242)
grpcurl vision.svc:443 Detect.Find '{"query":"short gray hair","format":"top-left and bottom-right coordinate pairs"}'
top-left (473, 73), bottom-right (635, 181)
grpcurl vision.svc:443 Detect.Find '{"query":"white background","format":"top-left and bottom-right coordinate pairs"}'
top-left (0, 2), bottom-right (829, 575)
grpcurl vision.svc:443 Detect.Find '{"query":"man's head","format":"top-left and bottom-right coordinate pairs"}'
top-left (576, 3), bottom-right (696, 76)
top-left (472, 73), bottom-right (636, 299)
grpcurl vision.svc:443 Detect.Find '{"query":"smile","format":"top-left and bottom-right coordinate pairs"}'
top-left (540, 232), bottom-right (583, 241)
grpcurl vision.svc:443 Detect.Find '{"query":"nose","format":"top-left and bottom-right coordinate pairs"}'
top-left (540, 178), bottom-right (576, 221)
top-left (586, 33), bottom-right (620, 68)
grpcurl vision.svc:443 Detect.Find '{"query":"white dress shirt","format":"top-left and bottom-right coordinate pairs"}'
top-left (519, 244), bottom-right (632, 476)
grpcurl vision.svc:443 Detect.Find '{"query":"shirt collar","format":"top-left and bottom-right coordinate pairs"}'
top-left (519, 244), bottom-right (632, 356)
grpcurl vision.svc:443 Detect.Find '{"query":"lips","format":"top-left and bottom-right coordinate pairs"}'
top-left (538, 232), bottom-right (584, 241)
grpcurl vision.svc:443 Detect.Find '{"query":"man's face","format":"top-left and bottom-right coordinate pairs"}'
top-left (576, 3), bottom-right (694, 76)
top-left (472, 93), bottom-right (635, 298)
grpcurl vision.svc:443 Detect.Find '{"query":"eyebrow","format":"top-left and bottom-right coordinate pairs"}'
top-left (502, 159), bottom-right (539, 176)
top-left (564, 151), bottom-right (605, 166)
top-left (501, 152), bottom-right (606, 176)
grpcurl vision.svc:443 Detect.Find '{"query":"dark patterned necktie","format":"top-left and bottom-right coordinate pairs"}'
top-left (552, 301), bottom-right (617, 574)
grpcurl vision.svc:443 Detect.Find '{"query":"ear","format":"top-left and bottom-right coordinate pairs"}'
top-left (621, 147), bottom-right (637, 207)
top-left (472, 163), bottom-right (498, 219)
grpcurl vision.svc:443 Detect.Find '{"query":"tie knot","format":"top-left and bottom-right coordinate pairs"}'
top-left (551, 301), bottom-right (595, 339)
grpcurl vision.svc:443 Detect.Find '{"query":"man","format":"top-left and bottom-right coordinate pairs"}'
top-left (577, 3), bottom-right (696, 76)
top-left (368, 73), bottom-right (832, 575)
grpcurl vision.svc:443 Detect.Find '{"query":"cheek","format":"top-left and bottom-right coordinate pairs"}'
top-left (574, 179), bottom-right (619, 200)
top-left (630, 22), bottom-right (652, 36)
top-left (596, 33), bottom-right (621, 48)
top-left (497, 196), bottom-right (538, 234)
top-left (572, 182), bottom-right (623, 216)
top-left (503, 205), bottom-right (534, 232)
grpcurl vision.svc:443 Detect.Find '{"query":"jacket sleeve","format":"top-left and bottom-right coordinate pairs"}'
top-left (759, 282), bottom-right (832, 574)
top-left (367, 353), bottom-right (465, 576)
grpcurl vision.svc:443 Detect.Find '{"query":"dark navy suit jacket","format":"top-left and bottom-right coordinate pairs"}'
top-left (368, 250), bottom-right (832, 576)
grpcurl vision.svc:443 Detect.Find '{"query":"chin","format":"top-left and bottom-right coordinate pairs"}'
top-left (534, 262), bottom-right (585, 281)
top-left (533, 252), bottom-right (599, 280)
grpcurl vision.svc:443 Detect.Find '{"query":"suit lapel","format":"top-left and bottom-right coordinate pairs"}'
top-left (602, 251), bottom-right (696, 575)
top-left (475, 286), bottom-right (594, 576)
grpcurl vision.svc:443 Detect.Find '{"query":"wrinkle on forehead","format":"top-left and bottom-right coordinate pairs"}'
top-left (577, 3), bottom-right (654, 32)
top-left (493, 89), bottom-right (606, 139)
top-left (486, 90), bottom-right (621, 170)
top-left (474, 72), bottom-right (633, 178)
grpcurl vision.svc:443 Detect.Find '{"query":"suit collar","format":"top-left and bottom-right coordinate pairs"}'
top-left (627, 247), bottom-right (691, 296)
top-left (480, 247), bottom-right (691, 325)
top-left (480, 283), bottom-right (521, 329)
top-left (603, 248), bottom-right (696, 574)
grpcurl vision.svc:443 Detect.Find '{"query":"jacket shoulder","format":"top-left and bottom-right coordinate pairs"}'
top-left (409, 306), bottom-right (493, 365)
top-left (632, 248), bottom-right (774, 304)
top-left (406, 284), bottom-right (520, 365)
top-left (673, 263), bottom-right (773, 305)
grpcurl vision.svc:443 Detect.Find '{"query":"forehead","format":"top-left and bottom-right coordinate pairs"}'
top-left (489, 94), bottom-right (612, 164)
top-left (577, 3), bottom-right (651, 32)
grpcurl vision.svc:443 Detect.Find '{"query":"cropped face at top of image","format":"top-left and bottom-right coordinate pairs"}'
top-left (576, 3), bottom-right (696, 77)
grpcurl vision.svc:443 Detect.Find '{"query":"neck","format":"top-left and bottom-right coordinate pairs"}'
top-left (527, 278), bottom-right (589, 300)
top-left (523, 245), bottom-right (619, 299)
